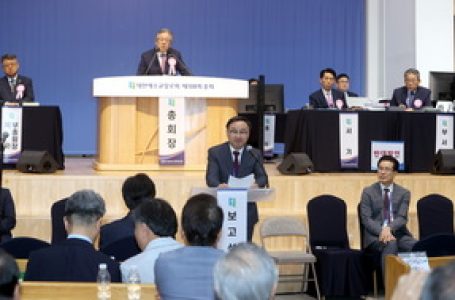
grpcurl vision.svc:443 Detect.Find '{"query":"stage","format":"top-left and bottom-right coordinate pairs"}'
top-left (6, 157), bottom-right (455, 249)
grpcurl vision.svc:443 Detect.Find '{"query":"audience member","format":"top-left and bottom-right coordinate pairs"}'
top-left (359, 155), bottom-right (416, 273)
top-left (0, 249), bottom-right (19, 300)
top-left (309, 68), bottom-right (347, 109)
top-left (0, 189), bottom-right (16, 243)
top-left (154, 193), bottom-right (224, 300)
top-left (0, 54), bottom-right (35, 104)
top-left (120, 198), bottom-right (182, 283)
top-left (24, 189), bottom-right (120, 282)
top-left (336, 73), bottom-right (358, 98)
top-left (390, 68), bottom-right (431, 109)
top-left (421, 260), bottom-right (455, 300)
top-left (137, 28), bottom-right (192, 76)
top-left (214, 243), bottom-right (278, 300)
top-left (99, 173), bottom-right (156, 249)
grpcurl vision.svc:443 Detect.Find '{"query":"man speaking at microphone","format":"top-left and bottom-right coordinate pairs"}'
top-left (137, 28), bottom-right (192, 76)
top-left (206, 116), bottom-right (268, 242)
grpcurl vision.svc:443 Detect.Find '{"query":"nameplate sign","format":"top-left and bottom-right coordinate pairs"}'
top-left (371, 141), bottom-right (404, 171)
top-left (339, 113), bottom-right (359, 168)
top-left (435, 114), bottom-right (454, 152)
top-left (1, 107), bottom-right (23, 164)
top-left (159, 97), bottom-right (185, 165)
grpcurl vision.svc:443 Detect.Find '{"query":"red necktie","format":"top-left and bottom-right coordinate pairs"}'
top-left (383, 188), bottom-right (390, 224)
top-left (233, 151), bottom-right (240, 177)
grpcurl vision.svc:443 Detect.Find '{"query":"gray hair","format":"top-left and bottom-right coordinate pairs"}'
top-left (421, 261), bottom-right (455, 300)
top-left (155, 28), bottom-right (173, 41)
top-left (214, 243), bottom-right (278, 300)
top-left (404, 68), bottom-right (420, 81)
top-left (64, 189), bottom-right (106, 226)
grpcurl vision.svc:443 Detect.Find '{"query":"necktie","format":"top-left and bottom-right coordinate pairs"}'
top-left (160, 53), bottom-right (166, 73)
top-left (406, 91), bottom-right (415, 108)
top-left (233, 151), bottom-right (240, 177)
top-left (9, 78), bottom-right (15, 94)
top-left (383, 188), bottom-right (390, 225)
top-left (326, 92), bottom-right (334, 108)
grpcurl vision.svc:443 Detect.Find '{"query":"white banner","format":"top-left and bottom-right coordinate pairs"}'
top-left (216, 189), bottom-right (248, 251)
top-left (435, 114), bottom-right (454, 152)
top-left (159, 97), bottom-right (185, 165)
top-left (1, 107), bottom-right (22, 164)
top-left (263, 114), bottom-right (275, 158)
top-left (371, 141), bottom-right (404, 171)
top-left (339, 113), bottom-right (359, 168)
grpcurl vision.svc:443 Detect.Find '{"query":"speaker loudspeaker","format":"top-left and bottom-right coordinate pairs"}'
top-left (432, 149), bottom-right (455, 174)
top-left (277, 153), bottom-right (313, 175)
top-left (16, 151), bottom-right (58, 173)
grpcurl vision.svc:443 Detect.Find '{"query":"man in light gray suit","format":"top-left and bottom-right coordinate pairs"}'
top-left (360, 155), bottom-right (416, 272)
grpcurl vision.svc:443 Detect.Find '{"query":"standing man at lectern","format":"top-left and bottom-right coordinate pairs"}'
top-left (206, 116), bottom-right (268, 241)
top-left (0, 54), bottom-right (35, 105)
top-left (137, 28), bottom-right (192, 76)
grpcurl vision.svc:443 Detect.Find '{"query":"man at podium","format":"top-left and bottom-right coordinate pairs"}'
top-left (137, 28), bottom-right (192, 76)
top-left (206, 116), bottom-right (268, 241)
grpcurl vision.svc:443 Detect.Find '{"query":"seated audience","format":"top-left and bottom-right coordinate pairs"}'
top-left (24, 189), bottom-right (120, 282)
top-left (154, 193), bottom-right (224, 299)
top-left (390, 68), bottom-right (431, 109)
top-left (214, 243), bottom-right (278, 300)
top-left (0, 188), bottom-right (16, 243)
top-left (120, 198), bottom-right (182, 283)
top-left (0, 53), bottom-right (35, 104)
top-left (0, 249), bottom-right (20, 300)
top-left (420, 260), bottom-right (455, 300)
top-left (336, 73), bottom-right (358, 98)
top-left (309, 68), bottom-right (347, 109)
top-left (99, 173), bottom-right (155, 249)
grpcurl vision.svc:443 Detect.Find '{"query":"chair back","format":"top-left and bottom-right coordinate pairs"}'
top-left (0, 237), bottom-right (50, 258)
top-left (51, 198), bottom-right (68, 244)
top-left (100, 236), bottom-right (140, 262)
top-left (412, 233), bottom-right (455, 257)
top-left (417, 193), bottom-right (454, 240)
top-left (307, 194), bottom-right (349, 249)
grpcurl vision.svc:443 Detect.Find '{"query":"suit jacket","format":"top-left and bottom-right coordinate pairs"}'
top-left (309, 89), bottom-right (347, 109)
top-left (347, 91), bottom-right (359, 97)
top-left (359, 182), bottom-right (413, 249)
top-left (137, 47), bottom-right (192, 76)
top-left (24, 238), bottom-right (121, 282)
top-left (0, 75), bottom-right (35, 103)
top-left (390, 86), bottom-right (431, 108)
top-left (0, 188), bottom-right (16, 243)
top-left (99, 213), bottom-right (134, 249)
top-left (155, 246), bottom-right (224, 300)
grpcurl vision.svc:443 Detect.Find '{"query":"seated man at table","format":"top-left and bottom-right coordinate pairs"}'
top-left (0, 54), bottom-right (35, 105)
top-left (0, 249), bottom-right (20, 300)
top-left (24, 189), bottom-right (121, 282)
top-left (309, 68), bottom-right (347, 109)
top-left (336, 73), bottom-right (359, 98)
top-left (390, 68), bottom-right (431, 109)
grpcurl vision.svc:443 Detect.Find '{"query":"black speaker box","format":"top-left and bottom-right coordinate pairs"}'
top-left (16, 151), bottom-right (58, 173)
top-left (432, 149), bottom-right (455, 174)
top-left (277, 153), bottom-right (313, 175)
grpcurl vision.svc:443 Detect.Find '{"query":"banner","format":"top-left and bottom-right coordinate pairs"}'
top-left (1, 107), bottom-right (22, 164)
top-left (435, 114), bottom-right (454, 152)
top-left (263, 114), bottom-right (275, 158)
top-left (159, 97), bottom-right (185, 165)
top-left (339, 113), bottom-right (359, 168)
top-left (371, 141), bottom-right (404, 171)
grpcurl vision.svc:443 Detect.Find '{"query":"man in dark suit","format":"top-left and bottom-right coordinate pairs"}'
top-left (99, 173), bottom-right (155, 249)
top-left (309, 68), bottom-right (347, 109)
top-left (336, 73), bottom-right (359, 98)
top-left (359, 155), bottom-right (416, 272)
top-left (0, 54), bottom-right (34, 104)
top-left (0, 188), bottom-right (16, 243)
top-left (206, 115), bottom-right (268, 241)
top-left (390, 68), bottom-right (431, 109)
top-left (137, 28), bottom-right (192, 76)
top-left (24, 189), bottom-right (120, 282)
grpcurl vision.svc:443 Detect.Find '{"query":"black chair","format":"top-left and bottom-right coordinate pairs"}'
top-left (51, 198), bottom-right (68, 244)
top-left (100, 236), bottom-right (141, 262)
top-left (0, 237), bottom-right (50, 258)
top-left (306, 194), bottom-right (368, 298)
top-left (417, 194), bottom-right (454, 240)
top-left (412, 233), bottom-right (455, 257)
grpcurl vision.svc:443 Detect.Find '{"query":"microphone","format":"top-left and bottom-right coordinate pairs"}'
top-left (143, 48), bottom-right (158, 75)
top-left (246, 145), bottom-right (269, 188)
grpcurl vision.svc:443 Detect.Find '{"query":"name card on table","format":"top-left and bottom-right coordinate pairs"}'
top-left (436, 114), bottom-right (454, 152)
top-left (339, 113), bottom-right (359, 168)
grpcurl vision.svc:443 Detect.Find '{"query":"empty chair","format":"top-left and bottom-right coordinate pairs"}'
top-left (100, 236), bottom-right (141, 262)
top-left (51, 198), bottom-right (68, 244)
top-left (417, 194), bottom-right (454, 240)
top-left (0, 237), bottom-right (50, 259)
top-left (412, 233), bottom-right (455, 257)
top-left (260, 216), bottom-right (320, 299)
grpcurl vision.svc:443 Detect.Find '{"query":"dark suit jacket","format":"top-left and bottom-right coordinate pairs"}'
top-left (390, 86), bottom-right (431, 108)
top-left (0, 75), bottom-right (35, 103)
top-left (309, 89), bottom-right (347, 109)
top-left (347, 91), bottom-right (359, 97)
top-left (24, 238), bottom-right (121, 282)
top-left (0, 188), bottom-right (16, 243)
top-left (99, 213), bottom-right (134, 249)
top-left (359, 182), bottom-right (413, 249)
top-left (137, 47), bottom-right (192, 76)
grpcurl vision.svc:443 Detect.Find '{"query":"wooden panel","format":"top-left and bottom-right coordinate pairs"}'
top-left (135, 97), bottom-right (159, 164)
top-left (206, 98), bottom-right (238, 148)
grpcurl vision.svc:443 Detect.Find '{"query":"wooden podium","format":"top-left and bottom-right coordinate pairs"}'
top-left (92, 76), bottom-right (248, 171)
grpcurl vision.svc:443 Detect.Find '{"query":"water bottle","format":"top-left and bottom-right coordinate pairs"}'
top-left (127, 265), bottom-right (141, 300)
top-left (97, 263), bottom-right (111, 300)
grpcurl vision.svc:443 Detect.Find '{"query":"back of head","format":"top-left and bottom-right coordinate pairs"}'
top-left (182, 193), bottom-right (223, 246)
top-left (65, 189), bottom-right (106, 226)
top-left (122, 173), bottom-right (156, 210)
top-left (0, 249), bottom-right (19, 299)
top-left (214, 243), bottom-right (278, 300)
top-left (421, 261), bottom-right (455, 300)
top-left (133, 198), bottom-right (177, 238)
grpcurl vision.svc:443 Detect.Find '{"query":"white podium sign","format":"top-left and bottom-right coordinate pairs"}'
top-left (2, 107), bottom-right (22, 163)
top-left (159, 97), bottom-right (185, 165)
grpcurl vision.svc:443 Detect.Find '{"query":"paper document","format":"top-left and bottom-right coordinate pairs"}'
top-left (228, 174), bottom-right (254, 188)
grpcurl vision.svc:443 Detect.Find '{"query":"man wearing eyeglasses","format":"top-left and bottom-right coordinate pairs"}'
top-left (0, 54), bottom-right (35, 105)
top-left (359, 155), bottom-right (416, 273)
top-left (206, 115), bottom-right (268, 241)
top-left (390, 68), bottom-right (431, 110)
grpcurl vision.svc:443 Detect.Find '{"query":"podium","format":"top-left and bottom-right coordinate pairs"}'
top-left (92, 76), bottom-right (248, 171)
